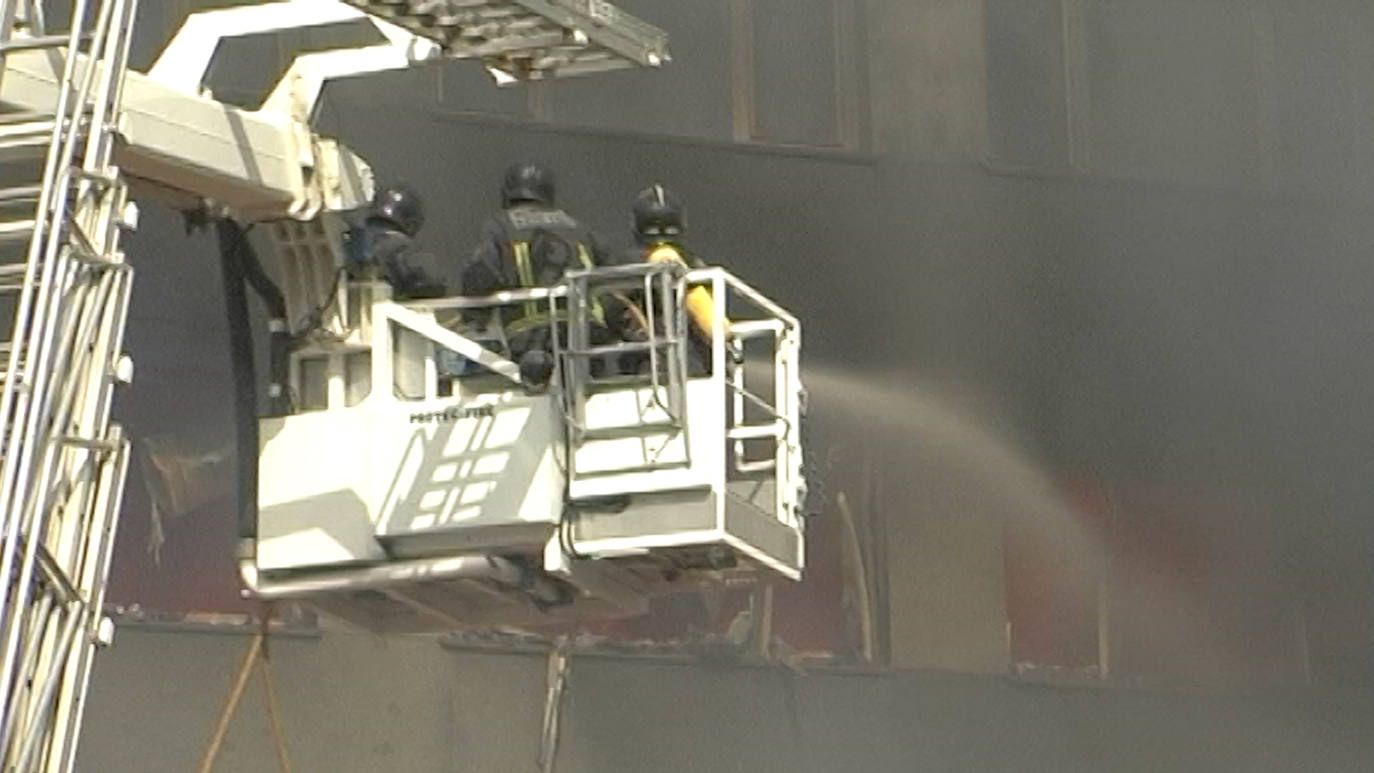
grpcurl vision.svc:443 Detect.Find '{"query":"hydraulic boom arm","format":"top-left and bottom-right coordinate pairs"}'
top-left (0, 0), bottom-right (670, 221)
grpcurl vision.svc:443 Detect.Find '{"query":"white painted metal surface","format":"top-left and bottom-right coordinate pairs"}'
top-left (0, 47), bottom-right (373, 220)
top-left (569, 379), bottom-right (721, 494)
top-left (146, 0), bottom-right (436, 96)
top-left (258, 390), bottom-right (565, 570)
top-left (269, 215), bottom-right (360, 342)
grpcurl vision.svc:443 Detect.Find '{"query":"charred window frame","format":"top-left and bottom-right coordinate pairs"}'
top-left (730, 0), bottom-right (869, 152)
top-left (989, 0), bottom-right (1282, 192)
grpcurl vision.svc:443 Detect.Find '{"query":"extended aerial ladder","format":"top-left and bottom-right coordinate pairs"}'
top-left (0, 1), bottom-right (804, 770)
top-left (0, 1), bottom-right (137, 770)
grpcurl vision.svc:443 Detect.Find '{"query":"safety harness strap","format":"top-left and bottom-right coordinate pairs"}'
top-left (505, 239), bottom-right (605, 336)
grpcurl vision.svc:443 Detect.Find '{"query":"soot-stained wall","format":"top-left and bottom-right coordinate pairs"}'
top-left (107, 0), bottom-right (1374, 686)
top-left (75, 627), bottom-right (1374, 773)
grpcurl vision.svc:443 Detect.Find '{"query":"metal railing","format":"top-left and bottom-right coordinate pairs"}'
top-left (563, 261), bottom-right (689, 445)
top-left (694, 267), bottom-right (805, 529)
top-left (336, 262), bottom-right (803, 532)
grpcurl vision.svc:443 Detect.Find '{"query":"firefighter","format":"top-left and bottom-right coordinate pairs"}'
top-left (460, 162), bottom-right (612, 387)
top-left (614, 184), bottom-right (738, 375)
top-left (345, 184), bottom-right (446, 299)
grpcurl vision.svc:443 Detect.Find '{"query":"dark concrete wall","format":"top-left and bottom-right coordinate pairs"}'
top-left (76, 2), bottom-right (1374, 770)
top-left (864, 0), bottom-right (1374, 681)
top-left (109, 0), bottom-right (1374, 704)
top-left (76, 627), bottom-right (1374, 773)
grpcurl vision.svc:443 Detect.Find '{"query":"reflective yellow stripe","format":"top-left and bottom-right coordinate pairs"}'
top-left (512, 240), bottom-right (535, 285)
top-left (511, 241), bottom-right (538, 319)
top-left (505, 240), bottom-right (605, 334)
top-left (575, 243), bottom-right (606, 325)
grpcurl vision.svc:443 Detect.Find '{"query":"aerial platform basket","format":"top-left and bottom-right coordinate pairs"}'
top-left (247, 255), bottom-right (806, 632)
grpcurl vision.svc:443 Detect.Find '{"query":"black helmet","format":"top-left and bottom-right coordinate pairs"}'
top-left (502, 162), bottom-right (555, 208)
top-left (632, 184), bottom-right (684, 243)
top-left (370, 184), bottom-right (425, 237)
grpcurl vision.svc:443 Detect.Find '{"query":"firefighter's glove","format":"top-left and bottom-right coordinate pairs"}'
top-left (519, 350), bottom-right (555, 394)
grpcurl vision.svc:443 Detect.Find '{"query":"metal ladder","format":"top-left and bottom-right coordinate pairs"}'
top-left (341, 0), bottom-right (670, 79)
top-left (0, 1), bottom-right (138, 771)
